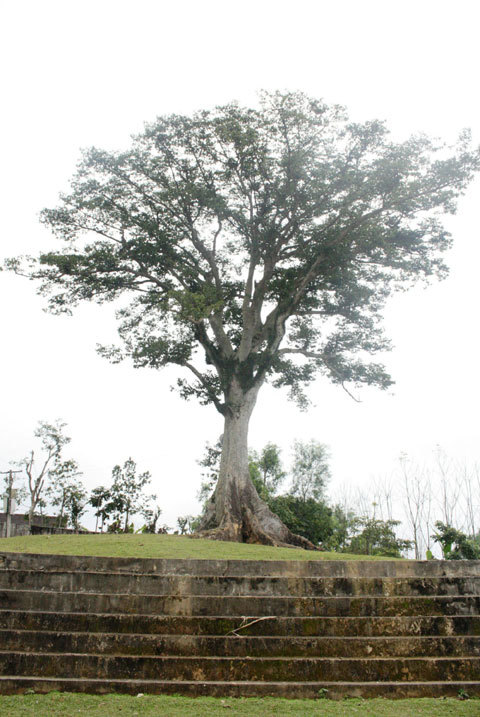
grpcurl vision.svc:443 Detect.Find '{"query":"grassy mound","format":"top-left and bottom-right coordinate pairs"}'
top-left (0, 533), bottom-right (396, 561)
top-left (0, 693), bottom-right (478, 716)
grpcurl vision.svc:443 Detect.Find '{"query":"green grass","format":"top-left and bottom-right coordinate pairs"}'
top-left (0, 533), bottom-right (399, 561)
top-left (0, 693), bottom-right (478, 716)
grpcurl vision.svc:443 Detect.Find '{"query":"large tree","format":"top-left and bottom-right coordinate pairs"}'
top-left (9, 92), bottom-right (479, 547)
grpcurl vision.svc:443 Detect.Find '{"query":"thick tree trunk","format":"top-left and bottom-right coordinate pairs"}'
top-left (198, 381), bottom-right (317, 550)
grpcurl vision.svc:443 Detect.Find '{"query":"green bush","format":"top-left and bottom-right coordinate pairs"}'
top-left (432, 522), bottom-right (480, 560)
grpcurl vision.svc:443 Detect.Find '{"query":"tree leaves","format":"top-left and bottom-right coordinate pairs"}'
top-left (9, 91), bottom-right (480, 411)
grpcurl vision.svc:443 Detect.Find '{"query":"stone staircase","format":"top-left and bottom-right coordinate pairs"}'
top-left (0, 550), bottom-right (479, 698)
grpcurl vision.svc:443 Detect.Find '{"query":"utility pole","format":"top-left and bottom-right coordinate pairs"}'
top-left (1, 469), bottom-right (22, 538)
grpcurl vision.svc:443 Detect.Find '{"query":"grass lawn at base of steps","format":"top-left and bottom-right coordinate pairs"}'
top-left (0, 533), bottom-right (401, 561)
top-left (0, 693), bottom-right (479, 716)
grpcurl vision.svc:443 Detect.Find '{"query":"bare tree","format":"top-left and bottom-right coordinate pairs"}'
top-left (353, 487), bottom-right (376, 520)
top-left (459, 461), bottom-right (479, 538)
top-left (435, 447), bottom-right (463, 530)
top-left (399, 454), bottom-right (432, 560)
top-left (371, 474), bottom-right (396, 523)
top-left (22, 421), bottom-right (71, 531)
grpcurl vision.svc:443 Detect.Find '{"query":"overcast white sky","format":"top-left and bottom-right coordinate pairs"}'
top-left (1, 0), bottom-right (479, 529)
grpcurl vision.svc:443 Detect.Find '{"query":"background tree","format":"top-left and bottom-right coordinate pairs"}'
top-left (290, 439), bottom-right (330, 502)
top-left (176, 515), bottom-right (189, 534)
top-left (399, 454), bottom-right (433, 559)
top-left (197, 439), bottom-right (222, 505)
top-left (370, 474), bottom-right (395, 523)
top-left (461, 462), bottom-right (480, 539)
top-left (11, 92), bottom-right (479, 546)
top-left (268, 494), bottom-right (336, 546)
top-left (176, 514), bottom-right (199, 535)
top-left (432, 521), bottom-right (480, 560)
top-left (21, 421), bottom-right (71, 531)
top-left (105, 458), bottom-right (153, 532)
top-left (1, 471), bottom-right (26, 511)
top-left (63, 484), bottom-right (88, 532)
top-left (324, 504), bottom-right (355, 552)
top-left (345, 517), bottom-right (412, 558)
top-left (435, 448), bottom-right (463, 529)
top-left (46, 458), bottom-right (83, 528)
top-left (249, 443), bottom-right (286, 495)
top-left (89, 485), bottom-right (111, 532)
top-left (140, 504), bottom-right (163, 533)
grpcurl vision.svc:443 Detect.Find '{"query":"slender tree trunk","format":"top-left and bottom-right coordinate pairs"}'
top-left (58, 493), bottom-right (66, 528)
top-left (412, 525), bottom-right (419, 560)
top-left (198, 380), bottom-right (316, 549)
top-left (28, 488), bottom-right (40, 533)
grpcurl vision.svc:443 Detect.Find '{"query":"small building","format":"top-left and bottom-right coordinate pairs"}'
top-left (0, 513), bottom-right (80, 537)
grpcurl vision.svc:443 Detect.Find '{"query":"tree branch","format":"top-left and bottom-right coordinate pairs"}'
top-left (183, 362), bottom-right (225, 414)
top-left (278, 347), bottom-right (361, 402)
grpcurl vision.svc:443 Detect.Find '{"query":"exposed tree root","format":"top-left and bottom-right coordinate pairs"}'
top-left (196, 522), bottom-right (317, 550)
top-left (196, 481), bottom-right (318, 551)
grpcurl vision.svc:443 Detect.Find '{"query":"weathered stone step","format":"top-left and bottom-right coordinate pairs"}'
top-left (3, 551), bottom-right (480, 578)
top-left (2, 610), bottom-right (479, 637)
top-left (2, 630), bottom-right (480, 658)
top-left (1, 589), bottom-right (479, 617)
top-left (2, 652), bottom-right (480, 682)
top-left (2, 569), bottom-right (479, 598)
top-left (1, 675), bottom-right (480, 699)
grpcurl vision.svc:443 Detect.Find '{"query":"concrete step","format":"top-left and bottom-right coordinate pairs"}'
top-left (1, 551), bottom-right (479, 698)
top-left (1, 609), bottom-right (479, 637)
top-left (1, 589), bottom-right (479, 616)
top-left (2, 610), bottom-right (480, 637)
top-left (2, 630), bottom-right (480, 658)
top-left (1, 675), bottom-right (480, 698)
top-left (2, 569), bottom-right (480, 597)
top-left (2, 652), bottom-right (480, 682)
top-left (2, 551), bottom-right (480, 578)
